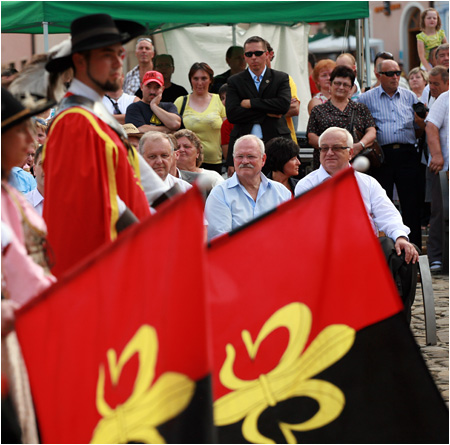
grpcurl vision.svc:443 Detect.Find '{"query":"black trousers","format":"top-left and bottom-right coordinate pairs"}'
top-left (373, 145), bottom-right (422, 247)
top-left (379, 237), bottom-right (419, 325)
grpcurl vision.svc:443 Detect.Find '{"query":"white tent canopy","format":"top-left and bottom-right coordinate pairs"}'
top-left (309, 35), bottom-right (384, 55)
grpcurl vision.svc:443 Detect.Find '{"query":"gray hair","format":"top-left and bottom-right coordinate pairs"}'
top-left (136, 37), bottom-right (153, 49)
top-left (138, 132), bottom-right (174, 155)
top-left (430, 65), bottom-right (449, 83)
top-left (318, 127), bottom-right (353, 149)
top-left (233, 134), bottom-right (265, 156)
top-left (436, 43), bottom-right (449, 59)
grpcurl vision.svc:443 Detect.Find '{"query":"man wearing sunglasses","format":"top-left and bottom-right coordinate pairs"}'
top-left (225, 36), bottom-right (292, 176)
top-left (364, 51), bottom-right (409, 92)
top-left (359, 59), bottom-right (422, 249)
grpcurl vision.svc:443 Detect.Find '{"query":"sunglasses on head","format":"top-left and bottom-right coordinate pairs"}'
top-left (244, 51), bottom-right (266, 58)
top-left (137, 37), bottom-right (153, 44)
top-left (380, 70), bottom-right (401, 77)
top-left (374, 51), bottom-right (394, 61)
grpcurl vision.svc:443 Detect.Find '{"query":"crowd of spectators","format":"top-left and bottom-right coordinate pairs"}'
top-left (1, 10), bottom-right (448, 441)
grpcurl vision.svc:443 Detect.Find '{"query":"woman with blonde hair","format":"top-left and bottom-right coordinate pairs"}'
top-left (174, 129), bottom-right (224, 196)
top-left (408, 67), bottom-right (428, 99)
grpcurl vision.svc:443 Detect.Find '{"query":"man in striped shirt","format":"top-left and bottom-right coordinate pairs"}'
top-left (359, 59), bottom-right (422, 248)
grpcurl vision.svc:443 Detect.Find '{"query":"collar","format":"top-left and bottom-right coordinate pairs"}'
top-left (68, 78), bottom-right (102, 102)
top-left (248, 66), bottom-right (267, 82)
top-left (318, 164), bottom-right (352, 182)
top-left (105, 93), bottom-right (123, 103)
top-left (378, 85), bottom-right (400, 98)
top-left (227, 171), bottom-right (269, 189)
top-left (317, 165), bottom-right (332, 183)
top-left (29, 188), bottom-right (44, 206)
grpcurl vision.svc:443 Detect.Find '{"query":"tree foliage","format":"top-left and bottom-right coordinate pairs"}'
top-left (324, 20), bottom-right (356, 37)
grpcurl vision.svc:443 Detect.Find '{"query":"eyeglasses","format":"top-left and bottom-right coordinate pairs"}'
top-left (244, 51), bottom-right (266, 58)
top-left (319, 146), bottom-right (350, 153)
top-left (332, 81), bottom-right (352, 89)
top-left (374, 51), bottom-right (394, 61)
top-left (379, 70), bottom-right (401, 77)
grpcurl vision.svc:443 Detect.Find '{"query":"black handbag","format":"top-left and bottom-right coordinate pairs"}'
top-left (350, 108), bottom-right (384, 168)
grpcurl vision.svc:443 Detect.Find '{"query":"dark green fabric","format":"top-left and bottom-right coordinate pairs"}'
top-left (1, 1), bottom-right (369, 34)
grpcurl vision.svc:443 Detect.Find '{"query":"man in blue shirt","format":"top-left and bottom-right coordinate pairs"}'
top-left (205, 134), bottom-right (291, 241)
top-left (359, 59), bottom-right (422, 247)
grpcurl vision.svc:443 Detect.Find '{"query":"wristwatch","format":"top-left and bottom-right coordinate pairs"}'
top-left (360, 141), bottom-right (366, 150)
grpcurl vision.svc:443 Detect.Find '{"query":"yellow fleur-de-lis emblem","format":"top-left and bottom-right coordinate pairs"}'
top-left (214, 302), bottom-right (355, 444)
top-left (90, 325), bottom-right (194, 444)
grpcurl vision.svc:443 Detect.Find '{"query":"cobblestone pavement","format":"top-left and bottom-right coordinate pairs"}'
top-left (410, 272), bottom-right (449, 405)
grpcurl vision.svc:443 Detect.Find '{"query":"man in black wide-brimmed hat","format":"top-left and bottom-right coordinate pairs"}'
top-left (43, 14), bottom-right (155, 277)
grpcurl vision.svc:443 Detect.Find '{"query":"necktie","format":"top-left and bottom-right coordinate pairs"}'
top-left (106, 95), bottom-right (122, 115)
top-left (255, 76), bottom-right (261, 92)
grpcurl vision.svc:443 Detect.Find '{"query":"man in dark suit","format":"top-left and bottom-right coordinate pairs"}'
top-left (225, 36), bottom-right (292, 176)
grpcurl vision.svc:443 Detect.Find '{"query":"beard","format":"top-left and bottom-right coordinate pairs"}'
top-left (86, 64), bottom-right (120, 93)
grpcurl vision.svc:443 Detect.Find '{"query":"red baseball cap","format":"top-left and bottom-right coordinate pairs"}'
top-left (142, 70), bottom-right (164, 87)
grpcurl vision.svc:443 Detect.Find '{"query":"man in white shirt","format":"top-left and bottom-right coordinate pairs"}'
top-left (295, 127), bottom-right (419, 322)
top-left (295, 126), bottom-right (418, 261)
top-left (138, 132), bottom-right (191, 192)
top-left (102, 70), bottom-right (139, 124)
top-left (25, 145), bottom-right (45, 216)
top-left (420, 44), bottom-right (449, 107)
top-left (425, 91), bottom-right (449, 273)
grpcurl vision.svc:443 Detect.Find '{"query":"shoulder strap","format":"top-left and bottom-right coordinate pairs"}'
top-left (349, 107), bottom-right (356, 132)
top-left (179, 95), bottom-right (188, 117)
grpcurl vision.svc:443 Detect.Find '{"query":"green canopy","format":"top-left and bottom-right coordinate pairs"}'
top-left (1, 1), bottom-right (369, 34)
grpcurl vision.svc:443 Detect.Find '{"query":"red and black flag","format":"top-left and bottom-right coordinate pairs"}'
top-left (15, 187), bottom-right (215, 444)
top-left (207, 169), bottom-right (448, 444)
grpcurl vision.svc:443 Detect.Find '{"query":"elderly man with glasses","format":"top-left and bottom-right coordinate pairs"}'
top-left (123, 37), bottom-right (155, 97)
top-left (295, 126), bottom-right (419, 323)
top-left (359, 58), bottom-right (423, 249)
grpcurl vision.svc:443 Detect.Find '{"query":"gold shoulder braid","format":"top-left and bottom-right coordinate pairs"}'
top-left (2, 183), bottom-right (54, 273)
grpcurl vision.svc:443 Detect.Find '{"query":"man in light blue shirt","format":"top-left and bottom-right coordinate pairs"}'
top-left (9, 166), bottom-right (36, 194)
top-left (205, 134), bottom-right (291, 241)
top-left (358, 58), bottom-right (422, 247)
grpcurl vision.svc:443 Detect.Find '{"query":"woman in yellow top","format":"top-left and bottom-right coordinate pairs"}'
top-left (174, 62), bottom-right (226, 174)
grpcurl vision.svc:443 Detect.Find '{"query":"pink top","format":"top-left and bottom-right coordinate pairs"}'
top-left (1, 182), bottom-right (56, 307)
